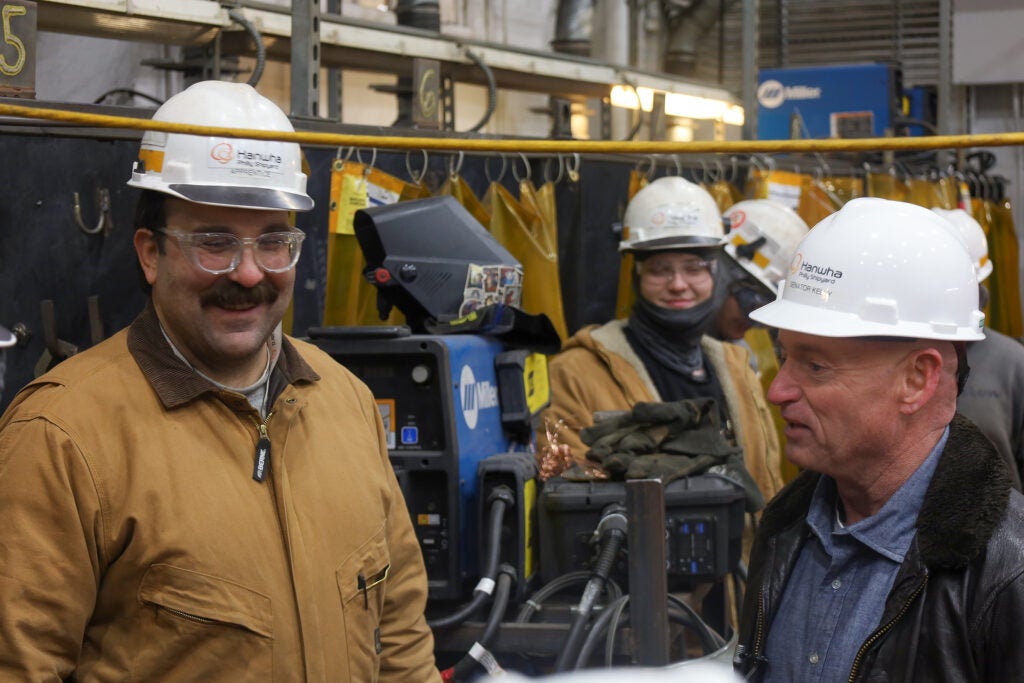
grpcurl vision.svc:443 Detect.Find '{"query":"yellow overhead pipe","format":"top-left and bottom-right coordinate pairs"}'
top-left (4, 101), bottom-right (1024, 154)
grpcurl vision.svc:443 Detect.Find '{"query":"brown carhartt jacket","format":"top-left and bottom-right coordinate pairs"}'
top-left (0, 306), bottom-right (441, 682)
top-left (537, 319), bottom-right (783, 503)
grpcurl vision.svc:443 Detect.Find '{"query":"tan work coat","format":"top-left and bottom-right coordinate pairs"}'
top-left (0, 308), bottom-right (441, 682)
top-left (538, 319), bottom-right (783, 502)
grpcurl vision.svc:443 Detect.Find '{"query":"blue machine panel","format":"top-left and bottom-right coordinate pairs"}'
top-left (757, 63), bottom-right (902, 140)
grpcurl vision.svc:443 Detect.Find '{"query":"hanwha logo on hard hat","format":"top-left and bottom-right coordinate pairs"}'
top-left (728, 209), bottom-right (747, 229)
top-left (790, 252), bottom-right (803, 274)
top-left (210, 142), bottom-right (234, 164)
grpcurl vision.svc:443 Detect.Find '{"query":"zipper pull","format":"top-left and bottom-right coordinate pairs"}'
top-left (252, 421), bottom-right (271, 482)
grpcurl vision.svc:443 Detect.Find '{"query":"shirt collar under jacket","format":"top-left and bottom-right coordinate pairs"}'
top-left (127, 300), bottom-right (319, 410)
top-left (806, 425), bottom-right (949, 563)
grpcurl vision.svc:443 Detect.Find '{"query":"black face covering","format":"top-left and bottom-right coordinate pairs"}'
top-left (627, 262), bottom-right (721, 380)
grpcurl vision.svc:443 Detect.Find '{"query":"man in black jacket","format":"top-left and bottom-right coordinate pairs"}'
top-left (733, 197), bottom-right (1024, 682)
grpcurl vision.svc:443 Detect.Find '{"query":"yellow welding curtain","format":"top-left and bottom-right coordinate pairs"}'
top-left (322, 160), bottom-right (429, 326)
top-left (905, 175), bottom-right (957, 209)
top-left (796, 175), bottom-right (863, 227)
top-left (865, 172), bottom-right (909, 201)
top-left (707, 178), bottom-right (744, 213)
top-left (745, 327), bottom-right (798, 484)
top-left (486, 179), bottom-right (569, 341)
top-left (440, 173), bottom-right (492, 228)
top-left (976, 197), bottom-right (1023, 337)
top-left (614, 170), bottom-right (651, 319)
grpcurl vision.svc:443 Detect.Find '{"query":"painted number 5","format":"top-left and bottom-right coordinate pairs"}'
top-left (0, 4), bottom-right (27, 77)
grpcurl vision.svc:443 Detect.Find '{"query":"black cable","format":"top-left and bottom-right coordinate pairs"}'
top-left (228, 7), bottom-right (266, 87)
top-left (463, 50), bottom-right (497, 133)
top-left (574, 595), bottom-right (724, 670)
top-left (554, 510), bottom-right (628, 672)
top-left (428, 487), bottom-right (513, 630)
top-left (514, 570), bottom-right (624, 623)
top-left (92, 89), bottom-right (164, 106)
top-left (449, 565), bottom-right (516, 682)
top-left (666, 593), bottom-right (726, 651)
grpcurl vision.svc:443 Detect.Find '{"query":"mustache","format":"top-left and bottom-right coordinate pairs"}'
top-left (201, 281), bottom-right (279, 308)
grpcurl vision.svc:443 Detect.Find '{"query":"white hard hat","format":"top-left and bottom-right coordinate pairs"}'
top-left (127, 80), bottom-right (313, 212)
top-left (750, 197), bottom-right (984, 341)
top-left (931, 208), bottom-right (992, 282)
top-left (620, 176), bottom-right (725, 253)
top-left (723, 199), bottom-right (810, 292)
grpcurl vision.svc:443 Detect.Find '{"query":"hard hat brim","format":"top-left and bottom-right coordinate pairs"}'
top-left (750, 298), bottom-right (985, 341)
top-left (168, 183), bottom-right (314, 212)
top-left (620, 235), bottom-right (725, 253)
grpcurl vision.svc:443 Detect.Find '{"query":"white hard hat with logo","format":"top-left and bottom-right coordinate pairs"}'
top-left (128, 80), bottom-right (313, 212)
top-left (931, 207), bottom-right (992, 282)
top-left (619, 176), bottom-right (725, 253)
top-left (750, 197), bottom-right (984, 341)
top-left (723, 199), bottom-right (809, 293)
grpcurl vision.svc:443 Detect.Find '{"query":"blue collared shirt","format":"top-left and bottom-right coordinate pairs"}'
top-left (762, 427), bottom-right (948, 683)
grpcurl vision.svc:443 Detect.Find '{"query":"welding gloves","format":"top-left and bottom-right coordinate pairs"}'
top-left (575, 398), bottom-right (765, 512)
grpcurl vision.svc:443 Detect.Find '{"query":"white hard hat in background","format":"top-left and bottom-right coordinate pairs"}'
top-left (930, 207), bottom-right (992, 282)
top-left (723, 199), bottom-right (810, 293)
top-left (127, 80), bottom-right (313, 212)
top-left (619, 176), bottom-right (725, 253)
top-left (750, 197), bottom-right (984, 341)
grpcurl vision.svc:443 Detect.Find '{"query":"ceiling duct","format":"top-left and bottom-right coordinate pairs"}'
top-left (663, 0), bottom-right (729, 77)
top-left (552, 0), bottom-right (594, 56)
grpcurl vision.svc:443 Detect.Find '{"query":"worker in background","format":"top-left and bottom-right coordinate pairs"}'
top-left (710, 199), bottom-right (810, 346)
top-left (735, 198), bottom-right (1024, 682)
top-left (0, 81), bottom-right (441, 682)
top-left (933, 207), bottom-right (1024, 490)
top-left (537, 176), bottom-right (783, 519)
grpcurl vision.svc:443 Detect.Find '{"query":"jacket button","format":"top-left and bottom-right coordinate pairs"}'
top-left (809, 653), bottom-right (819, 664)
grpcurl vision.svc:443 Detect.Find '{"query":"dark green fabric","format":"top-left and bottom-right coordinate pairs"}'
top-left (577, 398), bottom-right (763, 511)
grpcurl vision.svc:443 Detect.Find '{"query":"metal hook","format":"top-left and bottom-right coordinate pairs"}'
top-left (405, 149), bottom-right (429, 185)
top-left (355, 147), bottom-right (378, 173)
top-left (727, 156), bottom-right (738, 183)
top-left (698, 158), bottom-right (711, 185)
top-left (447, 151), bottom-right (465, 180)
top-left (512, 153), bottom-right (532, 183)
top-left (713, 157), bottom-right (725, 184)
top-left (634, 155), bottom-right (655, 181)
top-left (73, 187), bottom-right (112, 236)
top-left (567, 152), bottom-right (581, 182)
top-left (543, 155), bottom-right (565, 185)
top-left (485, 154), bottom-right (508, 185)
top-left (671, 154), bottom-right (683, 177)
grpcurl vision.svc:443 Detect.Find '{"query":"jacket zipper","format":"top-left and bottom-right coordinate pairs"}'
top-left (847, 574), bottom-right (929, 682)
top-left (251, 411), bottom-right (274, 483)
top-left (160, 605), bottom-right (227, 627)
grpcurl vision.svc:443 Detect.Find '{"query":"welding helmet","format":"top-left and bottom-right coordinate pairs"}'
top-left (931, 208), bottom-right (992, 282)
top-left (723, 199), bottom-right (809, 294)
top-left (750, 197), bottom-right (984, 341)
top-left (619, 176), bottom-right (725, 253)
top-left (127, 80), bottom-right (313, 212)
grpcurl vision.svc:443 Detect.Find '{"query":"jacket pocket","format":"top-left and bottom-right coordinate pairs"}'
top-left (133, 563), bottom-right (272, 681)
top-left (337, 524), bottom-right (392, 682)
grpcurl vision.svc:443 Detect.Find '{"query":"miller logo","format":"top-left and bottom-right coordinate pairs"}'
top-left (757, 79), bottom-right (823, 110)
top-left (459, 365), bottom-right (499, 430)
top-left (757, 80), bottom-right (785, 109)
top-left (210, 142), bottom-right (234, 164)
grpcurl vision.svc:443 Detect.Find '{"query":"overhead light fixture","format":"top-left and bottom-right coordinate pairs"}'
top-left (610, 85), bottom-right (744, 125)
